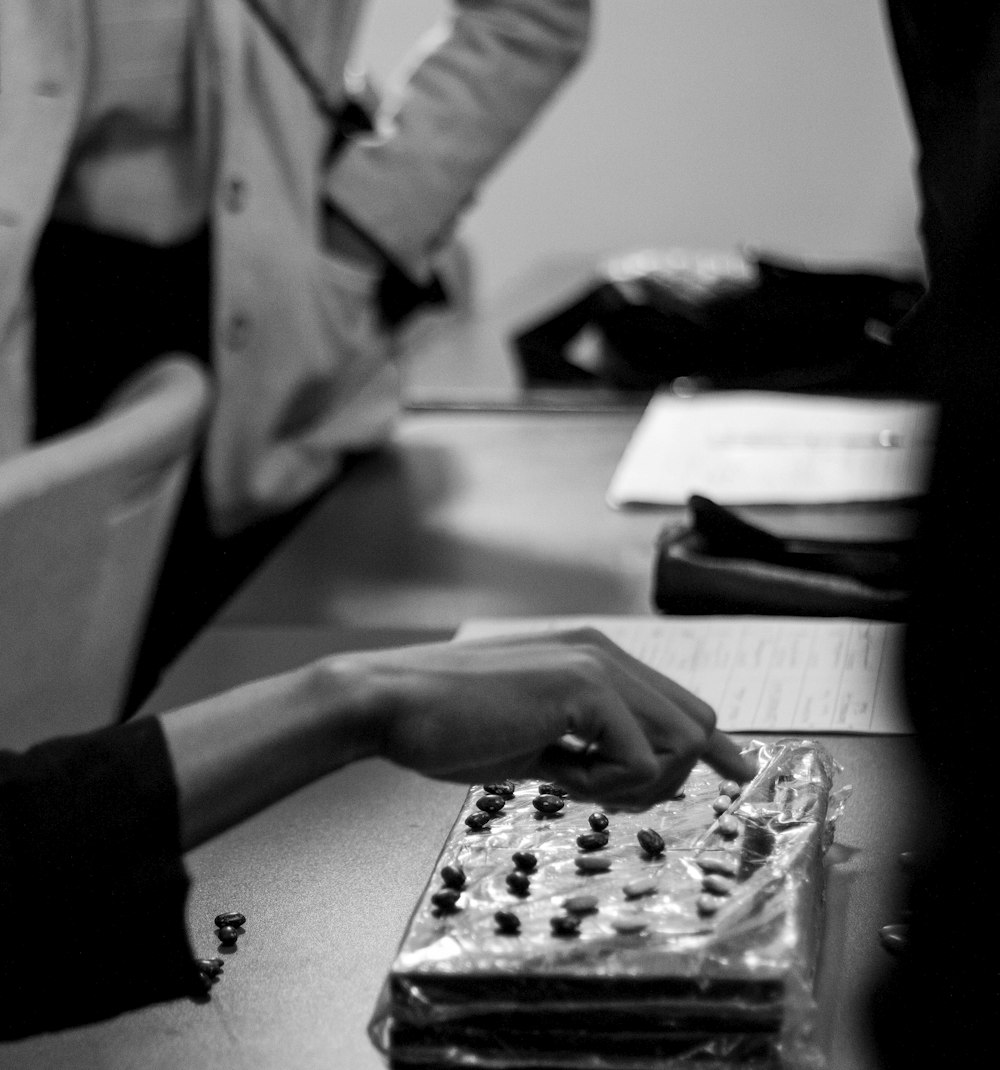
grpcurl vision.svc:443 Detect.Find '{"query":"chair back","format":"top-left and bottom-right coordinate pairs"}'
top-left (0, 355), bottom-right (213, 750)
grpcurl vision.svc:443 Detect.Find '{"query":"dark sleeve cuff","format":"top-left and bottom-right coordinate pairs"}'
top-left (0, 718), bottom-right (199, 1038)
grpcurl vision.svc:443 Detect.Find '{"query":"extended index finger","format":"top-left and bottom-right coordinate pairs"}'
top-left (562, 629), bottom-right (756, 784)
top-left (702, 728), bottom-right (757, 784)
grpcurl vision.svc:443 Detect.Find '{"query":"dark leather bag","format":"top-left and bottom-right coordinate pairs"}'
top-left (513, 250), bottom-right (926, 396)
top-left (652, 495), bottom-right (914, 621)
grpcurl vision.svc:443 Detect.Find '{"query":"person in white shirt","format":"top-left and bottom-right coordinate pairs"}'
top-left (0, 0), bottom-right (593, 706)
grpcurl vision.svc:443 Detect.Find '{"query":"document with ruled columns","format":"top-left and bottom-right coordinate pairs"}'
top-left (607, 390), bottom-right (938, 507)
top-left (455, 615), bottom-right (910, 734)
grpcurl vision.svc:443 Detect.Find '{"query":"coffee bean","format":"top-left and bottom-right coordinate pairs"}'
top-left (697, 854), bottom-right (738, 877)
top-left (588, 812), bottom-right (609, 831)
top-left (879, 923), bottom-right (909, 955)
top-left (494, 910), bottom-right (521, 934)
top-left (539, 783), bottom-right (569, 797)
top-left (702, 873), bottom-right (735, 896)
top-left (532, 794), bottom-right (565, 814)
top-left (506, 871), bottom-right (531, 895)
top-left (697, 894), bottom-right (721, 915)
top-left (484, 781), bottom-right (515, 798)
top-left (511, 851), bottom-right (537, 872)
top-left (550, 915), bottom-right (581, 937)
top-left (718, 780), bottom-right (742, 798)
top-left (195, 957), bottom-right (224, 978)
top-left (716, 814), bottom-right (740, 838)
top-left (577, 831), bottom-right (609, 851)
top-left (440, 864), bottom-right (467, 890)
top-left (563, 894), bottom-right (599, 914)
top-left (217, 926), bottom-right (239, 946)
top-left (214, 912), bottom-right (246, 929)
top-left (622, 877), bottom-right (658, 899)
top-left (431, 889), bottom-right (461, 912)
top-left (636, 828), bottom-right (665, 856)
top-left (611, 914), bottom-right (649, 934)
top-left (711, 795), bottom-right (732, 815)
top-left (476, 794), bottom-right (506, 813)
top-left (575, 854), bottom-right (612, 873)
top-left (465, 812), bottom-right (491, 830)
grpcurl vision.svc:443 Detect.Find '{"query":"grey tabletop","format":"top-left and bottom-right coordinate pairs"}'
top-left (1, 409), bottom-right (922, 1070)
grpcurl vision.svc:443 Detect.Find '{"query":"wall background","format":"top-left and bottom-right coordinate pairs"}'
top-left (352, 0), bottom-right (922, 314)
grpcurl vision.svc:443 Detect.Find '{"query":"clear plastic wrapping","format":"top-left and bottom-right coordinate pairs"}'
top-left (369, 738), bottom-right (847, 1069)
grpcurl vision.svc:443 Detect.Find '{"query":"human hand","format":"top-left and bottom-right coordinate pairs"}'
top-left (351, 628), bottom-right (753, 809)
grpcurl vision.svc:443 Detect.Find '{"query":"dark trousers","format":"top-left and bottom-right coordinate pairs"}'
top-left (31, 221), bottom-right (318, 716)
top-left (872, 4), bottom-right (1000, 1066)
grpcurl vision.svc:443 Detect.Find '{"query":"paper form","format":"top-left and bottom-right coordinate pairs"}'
top-left (607, 390), bottom-right (938, 507)
top-left (455, 615), bottom-right (910, 735)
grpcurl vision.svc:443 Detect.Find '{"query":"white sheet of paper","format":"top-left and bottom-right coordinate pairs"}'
top-left (456, 615), bottom-right (910, 734)
top-left (607, 390), bottom-right (938, 507)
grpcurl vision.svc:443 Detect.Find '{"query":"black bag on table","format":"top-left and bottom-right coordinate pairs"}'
top-left (652, 495), bottom-right (914, 622)
top-left (512, 249), bottom-right (926, 396)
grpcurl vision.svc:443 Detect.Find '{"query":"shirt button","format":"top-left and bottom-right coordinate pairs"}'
top-left (35, 78), bottom-right (65, 97)
top-left (224, 177), bottom-right (247, 213)
top-left (225, 313), bottom-right (252, 351)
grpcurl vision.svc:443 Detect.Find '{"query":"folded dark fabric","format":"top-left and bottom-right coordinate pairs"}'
top-left (0, 718), bottom-right (199, 1037)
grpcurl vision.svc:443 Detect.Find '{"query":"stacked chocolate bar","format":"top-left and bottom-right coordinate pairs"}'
top-left (370, 738), bottom-right (839, 1070)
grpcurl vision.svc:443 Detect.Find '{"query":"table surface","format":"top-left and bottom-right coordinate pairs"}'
top-left (2, 409), bottom-right (923, 1070)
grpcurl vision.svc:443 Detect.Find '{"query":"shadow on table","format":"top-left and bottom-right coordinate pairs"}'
top-left (219, 440), bottom-right (655, 628)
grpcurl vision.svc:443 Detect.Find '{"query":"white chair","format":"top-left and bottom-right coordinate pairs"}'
top-left (0, 355), bottom-right (213, 751)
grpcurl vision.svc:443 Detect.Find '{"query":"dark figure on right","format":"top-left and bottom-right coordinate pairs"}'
top-left (874, 4), bottom-right (1000, 1064)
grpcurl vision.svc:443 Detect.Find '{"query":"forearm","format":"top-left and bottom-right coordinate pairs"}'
top-left (159, 656), bottom-right (380, 851)
top-left (326, 0), bottom-right (593, 279)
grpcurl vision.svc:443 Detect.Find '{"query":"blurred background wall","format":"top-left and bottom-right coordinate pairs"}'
top-left (352, 0), bottom-right (921, 313)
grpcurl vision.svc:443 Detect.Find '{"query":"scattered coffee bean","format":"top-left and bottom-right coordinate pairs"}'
top-left (576, 831), bottom-right (609, 851)
top-left (217, 926), bottom-right (239, 947)
top-left (702, 873), bottom-right (735, 896)
top-left (511, 851), bottom-right (537, 872)
top-left (711, 795), bottom-right (732, 815)
top-left (563, 894), bottom-right (599, 914)
top-left (539, 783), bottom-right (569, 797)
top-left (716, 814), bottom-right (740, 838)
top-left (878, 923), bottom-right (909, 955)
top-left (484, 781), bottom-right (515, 798)
top-left (506, 871), bottom-right (531, 895)
top-left (465, 812), bottom-right (491, 830)
top-left (718, 780), bottom-right (742, 798)
top-left (611, 913), bottom-right (649, 934)
top-left (697, 894), bottom-right (721, 915)
top-left (214, 912), bottom-right (246, 929)
top-left (550, 915), bottom-right (581, 937)
top-left (636, 828), bottom-right (665, 856)
top-left (195, 957), bottom-right (224, 978)
top-left (672, 790), bottom-right (686, 800)
top-left (476, 794), bottom-right (506, 813)
top-left (532, 794), bottom-right (565, 814)
top-left (193, 971), bottom-right (214, 995)
top-left (575, 854), bottom-right (613, 873)
top-left (588, 812), bottom-right (609, 831)
top-left (697, 854), bottom-right (738, 877)
top-left (440, 864), bottom-right (467, 890)
top-left (431, 888), bottom-right (461, 913)
top-left (494, 910), bottom-right (521, 934)
top-left (622, 876), bottom-right (658, 899)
